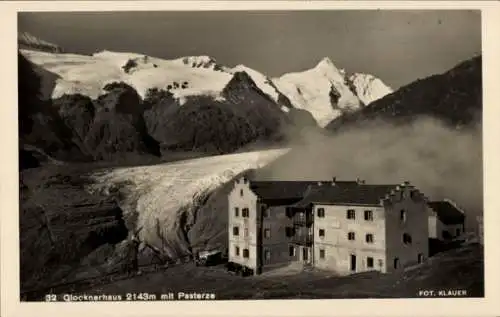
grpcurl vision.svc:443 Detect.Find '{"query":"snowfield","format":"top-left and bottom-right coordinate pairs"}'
top-left (272, 57), bottom-right (391, 128)
top-left (349, 73), bottom-right (393, 106)
top-left (87, 148), bottom-right (289, 257)
top-left (21, 43), bottom-right (392, 126)
top-left (21, 49), bottom-right (233, 101)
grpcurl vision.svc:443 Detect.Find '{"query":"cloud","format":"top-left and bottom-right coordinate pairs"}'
top-left (257, 116), bottom-right (482, 224)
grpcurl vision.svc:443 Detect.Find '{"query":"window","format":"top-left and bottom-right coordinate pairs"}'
top-left (394, 258), bottom-right (400, 269)
top-left (264, 228), bottom-right (271, 239)
top-left (285, 227), bottom-right (295, 238)
top-left (286, 207), bottom-right (293, 218)
top-left (298, 212), bottom-right (305, 221)
top-left (235, 246), bottom-right (240, 256)
top-left (289, 245), bottom-right (295, 257)
top-left (264, 249), bottom-right (271, 261)
top-left (319, 229), bottom-right (325, 238)
top-left (243, 178), bottom-right (248, 184)
top-left (378, 259), bottom-right (384, 268)
top-left (319, 249), bottom-right (325, 259)
top-left (366, 234), bottom-right (374, 243)
top-left (244, 228), bottom-right (249, 237)
top-left (418, 253), bottom-right (424, 264)
top-left (367, 257), bottom-right (374, 268)
top-left (243, 249), bottom-right (249, 258)
top-left (234, 207), bottom-right (239, 217)
top-left (456, 228), bottom-right (461, 236)
top-left (348, 232), bottom-right (355, 241)
top-left (317, 208), bottom-right (325, 218)
top-left (240, 189), bottom-right (244, 197)
top-left (402, 233), bottom-right (412, 245)
top-left (233, 226), bottom-right (239, 236)
top-left (242, 208), bottom-right (249, 218)
top-left (400, 209), bottom-right (407, 223)
top-left (347, 209), bottom-right (356, 220)
top-left (364, 210), bottom-right (373, 221)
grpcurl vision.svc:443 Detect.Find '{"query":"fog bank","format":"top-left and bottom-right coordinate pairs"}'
top-left (256, 117), bottom-right (483, 223)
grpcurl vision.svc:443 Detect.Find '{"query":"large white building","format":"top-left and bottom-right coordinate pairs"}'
top-left (227, 177), bottom-right (430, 275)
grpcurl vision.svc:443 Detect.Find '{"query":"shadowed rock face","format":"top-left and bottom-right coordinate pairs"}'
top-left (18, 31), bottom-right (65, 54)
top-left (19, 167), bottom-right (130, 292)
top-left (327, 56), bottom-right (482, 131)
top-left (84, 83), bottom-right (161, 160)
top-left (18, 53), bottom-right (86, 162)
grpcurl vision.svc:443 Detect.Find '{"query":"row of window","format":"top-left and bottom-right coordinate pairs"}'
top-left (233, 206), bottom-right (269, 218)
top-left (317, 208), bottom-right (374, 221)
top-left (234, 246), bottom-right (250, 258)
top-left (232, 226), bottom-right (271, 238)
top-left (234, 207), bottom-right (250, 218)
top-left (234, 246), bottom-right (271, 261)
top-left (317, 228), bottom-right (375, 244)
top-left (235, 226), bottom-right (411, 246)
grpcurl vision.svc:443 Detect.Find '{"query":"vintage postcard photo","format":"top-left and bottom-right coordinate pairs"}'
top-left (1, 1), bottom-right (500, 317)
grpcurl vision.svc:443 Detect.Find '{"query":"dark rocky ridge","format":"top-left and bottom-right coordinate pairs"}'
top-left (19, 53), bottom-right (315, 166)
top-left (19, 165), bottom-right (130, 292)
top-left (326, 56), bottom-right (482, 131)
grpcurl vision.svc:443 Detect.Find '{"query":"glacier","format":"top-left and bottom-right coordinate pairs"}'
top-left (87, 148), bottom-right (289, 258)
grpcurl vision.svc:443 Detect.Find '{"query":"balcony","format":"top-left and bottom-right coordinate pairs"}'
top-left (290, 230), bottom-right (313, 246)
top-left (292, 212), bottom-right (313, 227)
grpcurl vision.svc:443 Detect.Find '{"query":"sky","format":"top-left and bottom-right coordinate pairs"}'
top-left (18, 10), bottom-right (481, 89)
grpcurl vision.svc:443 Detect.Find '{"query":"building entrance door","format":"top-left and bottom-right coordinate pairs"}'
top-left (350, 254), bottom-right (357, 272)
top-left (301, 247), bottom-right (312, 265)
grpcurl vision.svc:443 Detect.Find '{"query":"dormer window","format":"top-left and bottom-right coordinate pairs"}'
top-left (240, 189), bottom-right (244, 197)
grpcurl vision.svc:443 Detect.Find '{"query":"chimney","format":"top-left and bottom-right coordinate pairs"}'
top-left (331, 177), bottom-right (337, 186)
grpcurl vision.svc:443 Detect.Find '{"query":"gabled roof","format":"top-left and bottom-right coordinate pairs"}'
top-left (428, 200), bottom-right (465, 225)
top-left (249, 180), bottom-right (358, 205)
top-left (293, 184), bottom-right (400, 207)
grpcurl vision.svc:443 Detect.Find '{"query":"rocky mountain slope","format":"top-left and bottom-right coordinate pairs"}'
top-left (18, 33), bottom-right (392, 157)
top-left (18, 31), bottom-right (64, 53)
top-left (327, 55), bottom-right (482, 131)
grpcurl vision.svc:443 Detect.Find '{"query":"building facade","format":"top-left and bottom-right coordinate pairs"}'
top-left (227, 177), bottom-right (430, 275)
top-left (427, 199), bottom-right (466, 241)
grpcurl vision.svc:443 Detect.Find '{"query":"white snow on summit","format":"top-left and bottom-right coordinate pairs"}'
top-left (348, 73), bottom-right (393, 105)
top-left (229, 64), bottom-right (280, 103)
top-left (18, 31), bottom-right (63, 53)
top-left (21, 49), bottom-right (232, 101)
top-left (273, 57), bottom-right (362, 128)
top-left (20, 43), bottom-right (393, 127)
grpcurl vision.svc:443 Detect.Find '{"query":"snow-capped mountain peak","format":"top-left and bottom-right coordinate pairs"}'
top-left (272, 58), bottom-right (361, 127)
top-left (18, 31), bottom-right (64, 53)
top-left (348, 72), bottom-right (393, 106)
top-left (19, 32), bottom-right (392, 128)
top-left (228, 64), bottom-right (281, 103)
top-left (178, 55), bottom-right (220, 70)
